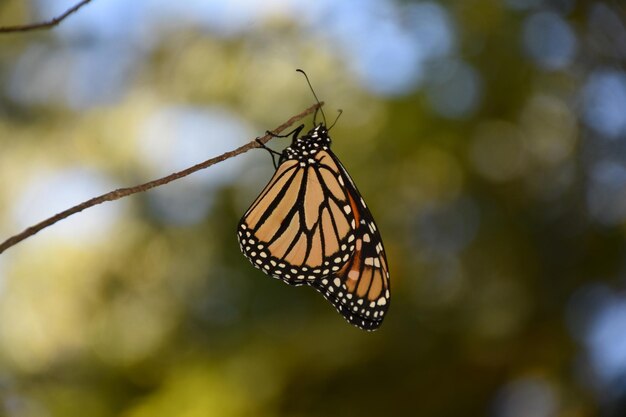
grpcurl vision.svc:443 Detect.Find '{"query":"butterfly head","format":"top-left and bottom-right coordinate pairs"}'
top-left (282, 123), bottom-right (331, 163)
top-left (299, 123), bottom-right (331, 147)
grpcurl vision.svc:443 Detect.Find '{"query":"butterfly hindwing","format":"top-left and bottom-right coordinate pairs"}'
top-left (312, 152), bottom-right (390, 329)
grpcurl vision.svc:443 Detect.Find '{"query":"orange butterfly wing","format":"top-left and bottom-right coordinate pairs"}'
top-left (311, 151), bottom-right (390, 330)
top-left (238, 125), bottom-right (390, 330)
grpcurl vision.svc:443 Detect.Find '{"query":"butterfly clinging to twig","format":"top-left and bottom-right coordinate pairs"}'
top-left (237, 70), bottom-right (390, 330)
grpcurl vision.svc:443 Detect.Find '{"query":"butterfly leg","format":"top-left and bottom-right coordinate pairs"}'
top-left (266, 124), bottom-right (305, 139)
top-left (255, 139), bottom-right (282, 169)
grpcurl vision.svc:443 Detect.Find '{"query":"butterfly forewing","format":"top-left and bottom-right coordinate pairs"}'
top-left (238, 124), bottom-right (390, 330)
top-left (238, 150), bottom-right (357, 284)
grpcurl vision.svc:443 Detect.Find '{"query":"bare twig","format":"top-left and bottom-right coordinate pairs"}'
top-left (0, 102), bottom-right (322, 255)
top-left (0, 0), bottom-right (93, 33)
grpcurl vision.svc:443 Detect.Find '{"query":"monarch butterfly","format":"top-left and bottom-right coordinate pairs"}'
top-left (237, 72), bottom-right (390, 330)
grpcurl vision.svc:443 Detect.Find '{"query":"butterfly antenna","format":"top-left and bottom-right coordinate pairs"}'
top-left (329, 109), bottom-right (343, 130)
top-left (296, 69), bottom-right (327, 127)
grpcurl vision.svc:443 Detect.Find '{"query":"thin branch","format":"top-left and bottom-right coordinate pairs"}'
top-left (0, 0), bottom-right (93, 33)
top-left (0, 102), bottom-right (322, 255)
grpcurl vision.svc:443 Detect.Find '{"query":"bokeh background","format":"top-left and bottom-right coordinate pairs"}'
top-left (0, 0), bottom-right (625, 416)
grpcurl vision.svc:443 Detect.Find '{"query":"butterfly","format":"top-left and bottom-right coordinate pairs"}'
top-left (237, 74), bottom-right (389, 330)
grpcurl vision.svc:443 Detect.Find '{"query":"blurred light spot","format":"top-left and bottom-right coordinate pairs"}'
top-left (523, 12), bottom-right (577, 70)
top-left (520, 95), bottom-right (577, 165)
top-left (139, 106), bottom-right (251, 180)
top-left (586, 159), bottom-right (626, 225)
top-left (144, 0), bottom-right (270, 38)
top-left (470, 121), bottom-right (527, 182)
top-left (298, 0), bottom-right (455, 96)
top-left (426, 60), bottom-right (482, 118)
top-left (582, 70), bottom-right (626, 139)
top-left (492, 376), bottom-right (559, 417)
top-left (348, 1), bottom-right (455, 96)
top-left (587, 296), bottom-right (626, 385)
top-left (8, 43), bottom-right (136, 109)
top-left (568, 284), bottom-right (626, 393)
top-left (323, 0), bottom-right (419, 95)
top-left (138, 105), bottom-right (252, 225)
top-left (347, 18), bottom-right (425, 96)
top-left (12, 168), bottom-right (124, 244)
top-left (64, 46), bottom-right (136, 109)
top-left (406, 2), bottom-right (455, 60)
top-left (7, 44), bottom-right (68, 106)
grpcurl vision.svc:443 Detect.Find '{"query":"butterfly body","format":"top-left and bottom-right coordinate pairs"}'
top-left (238, 123), bottom-right (390, 330)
